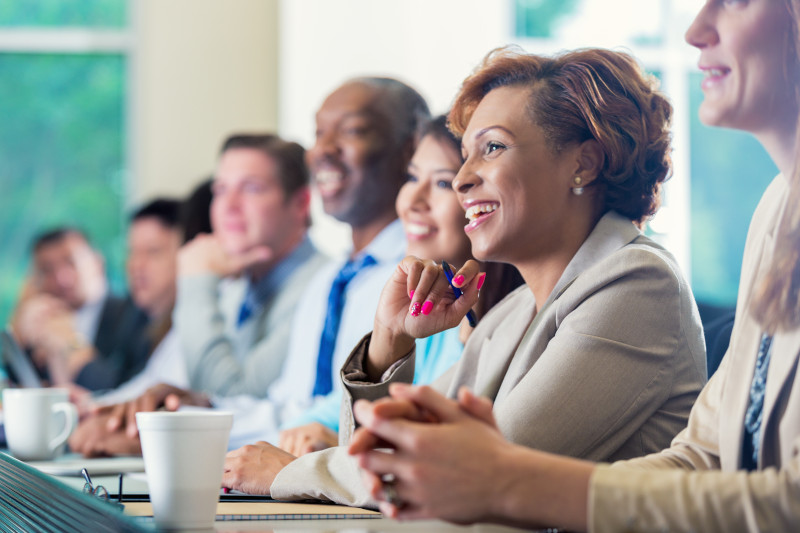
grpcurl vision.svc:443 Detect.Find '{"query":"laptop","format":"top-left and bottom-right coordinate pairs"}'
top-left (0, 451), bottom-right (148, 532)
top-left (0, 327), bottom-right (43, 388)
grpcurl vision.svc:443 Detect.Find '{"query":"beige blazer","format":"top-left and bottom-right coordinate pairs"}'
top-left (272, 211), bottom-right (707, 508)
top-left (590, 175), bottom-right (800, 532)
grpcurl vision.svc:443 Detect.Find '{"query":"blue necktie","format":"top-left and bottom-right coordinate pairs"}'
top-left (236, 286), bottom-right (258, 328)
top-left (312, 254), bottom-right (376, 396)
top-left (742, 333), bottom-right (774, 470)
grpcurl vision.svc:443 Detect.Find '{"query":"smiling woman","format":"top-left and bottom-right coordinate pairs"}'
top-left (273, 115), bottom-right (525, 456)
top-left (398, 118), bottom-right (473, 270)
top-left (345, 46), bottom-right (701, 464)
top-left (219, 46), bottom-right (708, 510)
top-left (689, 0), bottom-right (797, 136)
top-left (344, 0), bottom-right (800, 531)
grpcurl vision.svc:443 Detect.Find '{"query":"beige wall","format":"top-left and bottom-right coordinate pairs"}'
top-left (131, 0), bottom-right (279, 203)
top-left (278, 0), bottom-right (513, 257)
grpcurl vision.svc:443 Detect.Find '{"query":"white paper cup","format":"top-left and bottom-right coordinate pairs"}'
top-left (136, 411), bottom-right (233, 530)
top-left (2, 388), bottom-right (78, 461)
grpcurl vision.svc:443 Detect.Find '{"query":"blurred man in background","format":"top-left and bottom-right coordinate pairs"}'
top-left (11, 228), bottom-right (148, 391)
top-left (69, 78), bottom-right (430, 456)
top-left (90, 198), bottom-right (188, 406)
top-left (172, 133), bottom-right (329, 397)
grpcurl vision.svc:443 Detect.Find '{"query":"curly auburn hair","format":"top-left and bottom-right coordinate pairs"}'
top-left (448, 46), bottom-right (673, 224)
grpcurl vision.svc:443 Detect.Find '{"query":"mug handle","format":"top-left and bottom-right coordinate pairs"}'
top-left (49, 401), bottom-right (79, 454)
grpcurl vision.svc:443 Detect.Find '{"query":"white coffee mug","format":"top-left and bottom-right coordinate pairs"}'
top-left (2, 388), bottom-right (79, 461)
top-left (136, 411), bottom-right (233, 530)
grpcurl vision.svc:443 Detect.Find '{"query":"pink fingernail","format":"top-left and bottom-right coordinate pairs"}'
top-left (453, 274), bottom-right (465, 286)
top-left (409, 289), bottom-right (414, 300)
top-left (476, 273), bottom-right (486, 290)
top-left (410, 302), bottom-right (422, 317)
top-left (421, 300), bottom-right (433, 315)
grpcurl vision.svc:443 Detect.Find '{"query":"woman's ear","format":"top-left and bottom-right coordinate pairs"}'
top-left (573, 139), bottom-right (604, 185)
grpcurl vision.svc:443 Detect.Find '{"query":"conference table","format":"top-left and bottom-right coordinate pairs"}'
top-left (26, 454), bottom-right (538, 533)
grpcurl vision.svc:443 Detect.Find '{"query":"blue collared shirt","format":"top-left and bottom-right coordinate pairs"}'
top-left (219, 219), bottom-right (408, 448)
top-left (238, 236), bottom-right (319, 325)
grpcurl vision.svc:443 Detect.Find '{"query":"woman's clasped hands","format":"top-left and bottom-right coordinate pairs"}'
top-left (348, 383), bottom-right (514, 523)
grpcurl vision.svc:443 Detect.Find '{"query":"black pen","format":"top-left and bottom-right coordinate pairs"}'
top-left (441, 260), bottom-right (478, 328)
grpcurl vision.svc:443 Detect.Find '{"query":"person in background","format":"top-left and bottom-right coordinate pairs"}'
top-left (174, 133), bottom-right (329, 397)
top-left (211, 77), bottom-right (430, 448)
top-left (278, 115), bottom-right (523, 456)
top-left (70, 131), bottom-right (330, 454)
top-left (87, 198), bottom-right (187, 407)
top-left (11, 228), bottom-right (148, 391)
top-left (180, 177), bottom-right (213, 243)
top-left (220, 47), bottom-right (706, 505)
top-left (69, 189), bottom-right (216, 453)
top-left (69, 133), bottom-right (328, 455)
top-left (74, 77), bottom-right (430, 454)
top-left (347, 1), bottom-right (800, 531)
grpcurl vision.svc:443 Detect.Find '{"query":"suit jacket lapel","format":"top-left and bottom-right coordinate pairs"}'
top-left (719, 313), bottom-right (761, 471)
top-left (759, 327), bottom-right (800, 464)
top-left (719, 191), bottom-right (782, 471)
top-left (472, 212), bottom-right (640, 402)
top-left (546, 211), bottom-right (641, 306)
top-left (469, 290), bottom-right (537, 400)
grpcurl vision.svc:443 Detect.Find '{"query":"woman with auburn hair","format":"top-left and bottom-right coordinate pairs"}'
top-left (348, 0), bottom-right (800, 531)
top-left (221, 45), bottom-right (706, 507)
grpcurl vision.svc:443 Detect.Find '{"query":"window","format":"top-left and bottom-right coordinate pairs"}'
top-left (687, 72), bottom-right (776, 305)
top-left (0, 1), bottom-right (126, 27)
top-left (0, 1), bottom-right (130, 327)
top-left (513, 0), bottom-right (777, 309)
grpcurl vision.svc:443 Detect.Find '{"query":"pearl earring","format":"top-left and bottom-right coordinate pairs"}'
top-left (572, 176), bottom-right (584, 196)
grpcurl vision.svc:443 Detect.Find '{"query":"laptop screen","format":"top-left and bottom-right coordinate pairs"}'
top-left (0, 328), bottom-right (43, 388)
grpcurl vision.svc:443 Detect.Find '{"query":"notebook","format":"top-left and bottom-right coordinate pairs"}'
top-left (123, 501), bottom-right (382, 521)
top-left (27, 454), bottom-right (145, 477)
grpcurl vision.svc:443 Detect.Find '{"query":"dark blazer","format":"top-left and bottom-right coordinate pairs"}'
top-left (74, 294), bottom-right (150, 391)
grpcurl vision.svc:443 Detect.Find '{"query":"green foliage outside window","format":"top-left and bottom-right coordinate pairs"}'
top-left (688, 72), bottom-right (777, 306)
top-left (0, 53), bottom-right (127, 327)
top-left (0, 0), bottom-right (126, 27)
top-left (513, 0), bottom-right (778, 307)
top-left (515, 0), bottom-right (581, 38)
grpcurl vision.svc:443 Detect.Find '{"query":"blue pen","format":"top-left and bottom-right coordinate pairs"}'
top-left (441, 260), bottom-right (478, 328)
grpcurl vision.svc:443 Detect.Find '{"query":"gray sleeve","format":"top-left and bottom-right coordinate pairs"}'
top-left (336, 333), bottom-right (417, 446)
top-left (270, 335), bottom-right (416, 507)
